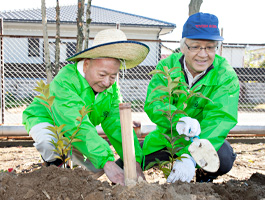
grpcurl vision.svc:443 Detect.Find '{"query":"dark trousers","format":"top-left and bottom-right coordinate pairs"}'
top-left (142, 140), bottom-right (236, 177)
top-left (116, 140), bottom-right (236, 177)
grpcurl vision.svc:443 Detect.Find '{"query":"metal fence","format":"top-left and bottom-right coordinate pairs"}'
top-left (0, 35), bottom-right (265, 125)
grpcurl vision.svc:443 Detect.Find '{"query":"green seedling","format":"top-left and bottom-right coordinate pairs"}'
top-left (145, 66), bottom-right (211, 178)
top-left (34, 80), bottom-right (92, 168)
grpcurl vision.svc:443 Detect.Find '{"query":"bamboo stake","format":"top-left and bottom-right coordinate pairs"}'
top-left (119, 102), bottom-right (137, 186)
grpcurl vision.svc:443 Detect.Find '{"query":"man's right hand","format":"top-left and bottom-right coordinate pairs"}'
top-left (167, 154), bottom-right (196, 183)
top-left (176, 117), bottom-right (201, 138)
top-left (103, 161), bottom-right (125, 186)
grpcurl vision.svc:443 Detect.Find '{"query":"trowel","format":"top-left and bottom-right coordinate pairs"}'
top-left (188, 136), bottom-right (220, 173)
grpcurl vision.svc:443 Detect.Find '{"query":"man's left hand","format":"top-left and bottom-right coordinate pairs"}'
top-left (103, 161), bottom-right (125, 185)
top-left (136, 162), bottom-right (146, 181)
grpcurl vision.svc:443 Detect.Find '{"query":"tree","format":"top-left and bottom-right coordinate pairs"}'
top-left (41, 0), bottom-right (53, 83)
top-left (84, 0), bottom-right (92, 49)
top-left (55, 0), bottom-right (61, 76)
top-left (76, 0), bottom-right (85, 53)
top-left (189, 0), bottom-right (203, 16)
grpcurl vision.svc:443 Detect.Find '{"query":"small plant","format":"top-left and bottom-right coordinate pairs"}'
top-left (34, 80), bottom-right (92, 168)
top-left (145, 66), bottom-right (211, 178)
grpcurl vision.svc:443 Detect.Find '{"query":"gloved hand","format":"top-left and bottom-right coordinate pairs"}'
top-left (167, 154), bottom-right (196, 183)
top-left (176, 117), bottom-right (201, 139)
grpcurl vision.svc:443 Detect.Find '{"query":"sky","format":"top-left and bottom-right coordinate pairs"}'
top-left (0, 0), bottom-right (264, 44)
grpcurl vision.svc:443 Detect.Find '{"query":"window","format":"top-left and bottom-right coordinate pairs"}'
top-left (28, 38), bottom-right (40, 57)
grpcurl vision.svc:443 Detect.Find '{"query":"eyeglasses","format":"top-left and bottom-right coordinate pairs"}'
top-left (184, 42), bottom-right (218, 53)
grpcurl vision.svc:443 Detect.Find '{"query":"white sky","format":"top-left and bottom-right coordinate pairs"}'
top-left (0, 0), bottom-right (264, 44)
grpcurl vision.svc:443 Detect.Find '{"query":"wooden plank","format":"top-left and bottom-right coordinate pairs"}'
top-left (119, 103), bottom-right (137, 186)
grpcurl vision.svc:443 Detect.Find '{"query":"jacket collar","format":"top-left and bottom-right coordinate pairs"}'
top-left (179, 54), bottom-right (218, 88)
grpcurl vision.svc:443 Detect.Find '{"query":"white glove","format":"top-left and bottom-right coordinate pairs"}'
top-left (167, 154), bottom-right (196, 183)
top-left (29, 122), bottom-right (59, 162)
top-left (176, 117), bottom-right (201, 138)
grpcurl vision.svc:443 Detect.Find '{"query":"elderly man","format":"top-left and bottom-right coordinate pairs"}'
top-left (143, 12), bottom-right (240, 183)
top-left (23, 29), bottom-right (149, 185)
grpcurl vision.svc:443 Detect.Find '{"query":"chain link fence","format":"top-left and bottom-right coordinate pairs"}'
top-left (0, 35), bottom-right (265, 125)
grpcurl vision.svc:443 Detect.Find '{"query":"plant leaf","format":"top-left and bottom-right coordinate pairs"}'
top-left (161, 161), bottom-right (170, 166)
top-left (145, 161), bottom-right (157, 170)
top-left (172, 110), bottom-right (186, 117)
top-left (172, 90), bottom-right (187, 96)
top-left (168, 67), bottom-right (182, 74)
top-left (47, 96), bottom-right (55, 106)
top-left (57, 124), bottom-right (66, 134)
top-left (183, 102), bottom-right (187, 110)
top-left (35, 95), bottom-right (47, 101)
top-left (54, 156), bottom-right (63, 160)
top-left (161, 167), bottom-right (171, 178)
top-left (191, 84), bottom-right (201, 91)
top-left (33, 87), bottom-right (42, 93)
top-left (46, 126), bottom-right (56, 133)
top-left (172, 146), bottom-right (184, 155)
top-left (57, 140), bottom-right (64, 149)
top-left (76, 116), bottom-right (82, 122)
top-left (62, 137), bottom-right (70, 144)
top-left (40, 102), bottom-right (50, 109)
top-left (163, 66), bottom-right (169, 74)
top-left (152, 85), bottom-right (169, 93)
top-left (71, 139), bottom-right (82, 143)
top-left (43, 88), bottom-right (50, 99)
top-left (148, 69), bottom-right (167, 76)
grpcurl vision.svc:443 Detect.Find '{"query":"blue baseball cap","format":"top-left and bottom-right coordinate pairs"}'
top-left (182, 12), bottom-right (224, 41)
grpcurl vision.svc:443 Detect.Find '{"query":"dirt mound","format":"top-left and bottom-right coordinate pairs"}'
top-left (212, 173), bottom-right (265, 200)
top-left (0, 165), bottom-right (264, 200)
top-left (1, 142), bottom-right (265, 199)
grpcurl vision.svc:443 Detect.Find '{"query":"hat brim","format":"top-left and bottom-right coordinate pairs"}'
top-left (186, 35), bottom-right (224, 41)
top-left (66, 41), bottom-right (150, 69)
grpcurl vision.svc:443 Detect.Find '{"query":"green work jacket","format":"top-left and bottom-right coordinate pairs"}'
top-left (23, 63), bottom-right (143, 169)
top-left (143, 53), bottom-right (240, 158)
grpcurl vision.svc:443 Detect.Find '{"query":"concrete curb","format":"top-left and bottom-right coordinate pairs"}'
top-left (1, 125), bottom-right (265, 136)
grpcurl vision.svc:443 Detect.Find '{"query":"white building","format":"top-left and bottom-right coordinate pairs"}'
top-left (0, 5), bottom-right (175, 66)
top-left (0, 4), bottom-right (176, 124)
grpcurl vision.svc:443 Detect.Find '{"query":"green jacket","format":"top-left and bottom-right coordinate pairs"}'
top-left (143, 53), bottom-right (240, 157)
top-left (23, 63), bottom-right (143, 169)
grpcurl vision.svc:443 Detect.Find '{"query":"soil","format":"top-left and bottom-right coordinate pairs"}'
top-left (0, 140), bottom-right (265, 200)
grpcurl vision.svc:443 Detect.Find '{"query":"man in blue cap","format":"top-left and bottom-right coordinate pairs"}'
top-left (143, 12), bottom-right (240, 183)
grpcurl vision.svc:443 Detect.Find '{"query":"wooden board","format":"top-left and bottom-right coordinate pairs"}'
top-left (188, 138), bottom-right (220, 173)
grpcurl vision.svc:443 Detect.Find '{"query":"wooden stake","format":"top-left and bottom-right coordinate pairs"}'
top-left (119, 102), bottom-right (137, 186)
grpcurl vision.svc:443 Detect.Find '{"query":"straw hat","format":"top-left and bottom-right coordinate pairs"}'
top-left (67, 29), bottom-right (150, 69)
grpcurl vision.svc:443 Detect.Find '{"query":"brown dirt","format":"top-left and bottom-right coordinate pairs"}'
top-left (0, 141), bottom-right (265, 200)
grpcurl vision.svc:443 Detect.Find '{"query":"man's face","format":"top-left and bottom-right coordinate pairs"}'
top-left (181, 39), bottom-right (217, 77)
top-left (83, 58), bottom-right (120, 93)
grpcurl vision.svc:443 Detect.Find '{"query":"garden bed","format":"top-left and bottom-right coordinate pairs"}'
top-left (0, 141), bottom-right (264, 199)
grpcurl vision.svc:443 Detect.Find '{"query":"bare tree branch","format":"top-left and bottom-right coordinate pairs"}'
top-left (84, 0), bottom-right (92, 49)
top-left (76, 0), bottom-right (84, 53)
top-left (41, 0), bottom-right (52, 83)
top-left (189, 0), bottom-right (203, 16)
top-left (55, 0), bottom-right (60, 76)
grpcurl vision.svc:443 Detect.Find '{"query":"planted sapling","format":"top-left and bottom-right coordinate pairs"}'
top-left (34, 80), bottom-right (92, 168)
top-left (145, 66), bottom-right (211, 178)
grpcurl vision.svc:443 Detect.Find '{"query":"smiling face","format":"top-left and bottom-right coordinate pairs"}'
top-left (181, 39), bottom-right (217, 77)
top-left (83, 58), bottom-right (120, 93)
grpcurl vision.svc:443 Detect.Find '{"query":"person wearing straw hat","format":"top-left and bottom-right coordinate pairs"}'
top-left (143, 13), bottom-right (240, 183)
top-left (22, 29), bottom-right (149, 185)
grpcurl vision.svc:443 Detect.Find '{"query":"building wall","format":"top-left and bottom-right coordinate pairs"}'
top-left (2, 22), bottom-right (161, 66)
top-left (222, 47), bottom-right (245, 68)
